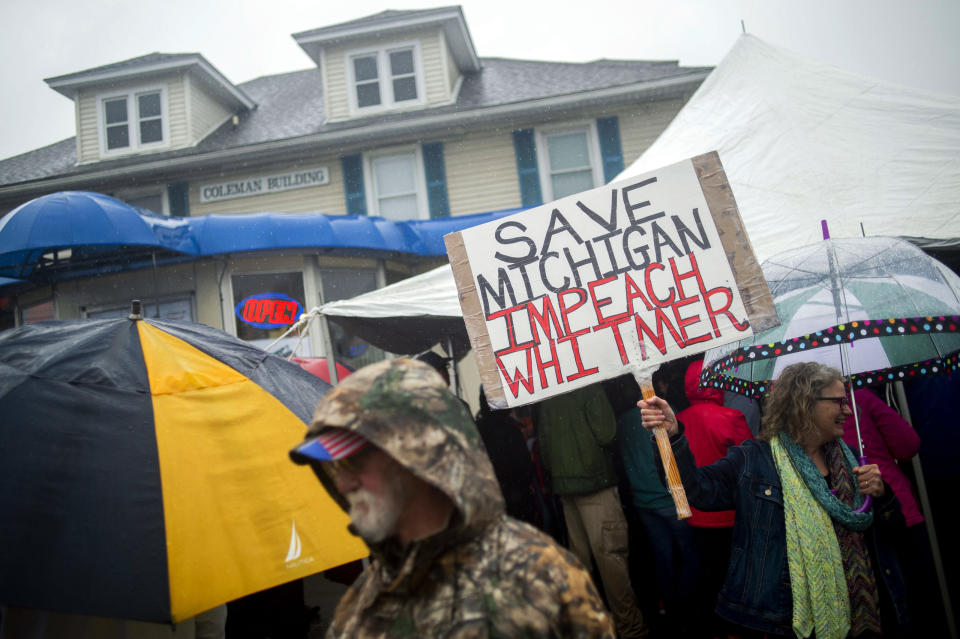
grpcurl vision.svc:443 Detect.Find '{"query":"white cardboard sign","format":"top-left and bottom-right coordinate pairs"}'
top-left (445, 152), bottom-right (777, 409)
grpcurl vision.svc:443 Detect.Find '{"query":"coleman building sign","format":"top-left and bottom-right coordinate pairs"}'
top-left (200, 167), bottom-right (330, 203)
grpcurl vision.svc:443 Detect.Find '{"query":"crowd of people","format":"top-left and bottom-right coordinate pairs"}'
top-left (6, 352), bottom-right (933, 638)
top-left (285, 353), bottom-right (939, 639)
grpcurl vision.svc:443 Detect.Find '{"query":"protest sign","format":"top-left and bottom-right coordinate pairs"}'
top-left (445, 152), bottom-right (777, 409)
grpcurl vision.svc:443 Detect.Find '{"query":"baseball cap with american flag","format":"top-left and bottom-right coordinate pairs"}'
top-left (290, 428), bottom-right (369, 465)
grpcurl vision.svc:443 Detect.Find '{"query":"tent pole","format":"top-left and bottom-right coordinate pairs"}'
top-left (375, 260), bottom-right (386, 289)
top-left (894, 380), bottom-right (956, 638)
top-left (316, 271), bottom-right (339, 386)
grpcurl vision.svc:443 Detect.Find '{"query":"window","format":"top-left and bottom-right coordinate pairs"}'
top-left (232, 272), bottom-right (308, 356)
top-left (353, 55), bottom-right (381, 108)
top-left (137, 92), bottom-right (163, 144)
top-left (365, 149), bottom-right (427, 220)
top-left (389, 49), bottom-right (417, 102)
top-left (85, 298), bottom-right (193, 322)
top-left (537, 125), bottom-right (603, 201)
top-left (124, 191), bottom-right (164, 214)
top-left (99, 87), bottom-right (168, 155)
top-left (104, 98), bottom-right (130, 150)
top-left (320, 268), bottom-right (386, 368)
top-left (113, 186), bottom-right (168, 215)
top-left (348, 44), bottom-right (422, 113)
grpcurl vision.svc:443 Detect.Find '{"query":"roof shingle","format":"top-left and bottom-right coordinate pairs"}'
top-left (1, 56), bottom-right (709, 188)
top-left (44, 53), bottom-right (202, 84)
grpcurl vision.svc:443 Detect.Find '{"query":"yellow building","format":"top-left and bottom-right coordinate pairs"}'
top-left (0, 6), bottom-right (708, 381)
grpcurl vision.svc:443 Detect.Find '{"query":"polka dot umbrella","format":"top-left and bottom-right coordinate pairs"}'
top-left (703, 236), bottom-right (960, 400)
top-left (702, 235), bottom-right (960, 512)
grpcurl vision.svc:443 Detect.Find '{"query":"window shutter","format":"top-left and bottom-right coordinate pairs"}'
top-left (341, 154), bottom-right (367, 216)
top-left (512, 129), bottom-right (542, 207)
top-left (167, 182), bottom-right (189, 218)
top-left (422, 142), bottom-right (450, 218)
top-left (596, 116), bottom-right (625, 183)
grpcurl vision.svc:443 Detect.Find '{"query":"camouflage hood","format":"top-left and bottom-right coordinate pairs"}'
top-left (298, 358), bottom-right (504, 548)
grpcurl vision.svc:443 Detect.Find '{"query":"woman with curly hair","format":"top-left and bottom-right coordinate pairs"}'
top-left (638, 361), bottom-right (910, 638)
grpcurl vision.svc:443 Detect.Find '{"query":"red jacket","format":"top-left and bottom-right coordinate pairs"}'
top-left (676, 360), bottom-right (754, 527)
top-left (843, 388), bottom-right (923, 526)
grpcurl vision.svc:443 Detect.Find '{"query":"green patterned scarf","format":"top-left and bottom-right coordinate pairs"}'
top-left (777, 432), bottom-right (873, 531)
top-left (771, 435), bottom-right (850, 639)
top-left (826, 442), bottom-right (883, 636)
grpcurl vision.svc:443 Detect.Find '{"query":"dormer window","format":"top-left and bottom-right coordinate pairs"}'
top-left (352, 55), bottom-right (381, 107)
top-left (348, 44), bottom-right (423, 113)
top-left (98, 86), bottom-right (169, 155)
top-left (388, 49), bottom-right (418, 101)
top-left (103, 98), bottom-right (130, 149)
top-left (135, 92), bottom-right (164, 144)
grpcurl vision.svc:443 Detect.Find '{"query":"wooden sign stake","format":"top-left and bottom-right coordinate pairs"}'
top-left (633, 368), bottom-right (691, 520)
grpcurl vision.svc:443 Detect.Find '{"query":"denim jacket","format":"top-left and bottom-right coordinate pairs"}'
top-left (669, 429), bottom-right (910, 636)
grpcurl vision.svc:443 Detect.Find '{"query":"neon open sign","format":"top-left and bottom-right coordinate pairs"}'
top-left (235, 293), bottom-right (304, 329)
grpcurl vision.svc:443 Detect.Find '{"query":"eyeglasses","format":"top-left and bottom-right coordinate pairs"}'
top-left (816, 396), bottom-right (849, 408)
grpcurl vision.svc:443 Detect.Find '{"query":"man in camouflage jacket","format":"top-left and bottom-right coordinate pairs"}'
top-left (290, 358), bottom-right (615, 638)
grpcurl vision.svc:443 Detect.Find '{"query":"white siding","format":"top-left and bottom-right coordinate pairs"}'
top-left (166, 73), bottom-right (188, 148)
top-left (76, 92), bottom-right (100, 164)
top-left (442, 32), bottom-right (461, 94)
top-left (616, 98), bottom-right (686, 166)
top-left (189, 158), bottom-right (347, 216)
top-left (444, 130), bottom-right (522, 216)
top-left (442, 102), bottom-right (687, 217)
top-left (323, 46), bottom-right (350, 122)
top-left (323, 27), bottom-right (450, 122)
top-left (418, 30), bottom-right (447, 104)
top-left (188, 75), bottom-right (233, 142)
top-left (76, 72), bottom-right (189, 164)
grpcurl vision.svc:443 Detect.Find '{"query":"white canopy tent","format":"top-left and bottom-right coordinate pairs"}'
top-left (618, 34), bottom-right (958, 634)
top-left (617, 34), bottom-right (960, 263)
top-left (316, 264), bottom-right (467, 356)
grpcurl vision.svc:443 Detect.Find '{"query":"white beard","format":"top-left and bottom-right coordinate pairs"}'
top-left (345, 480), bottom-right (409, 543)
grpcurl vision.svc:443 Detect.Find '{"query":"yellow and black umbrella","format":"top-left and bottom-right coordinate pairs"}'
top-left (0, 309), bottom-right (368, 623)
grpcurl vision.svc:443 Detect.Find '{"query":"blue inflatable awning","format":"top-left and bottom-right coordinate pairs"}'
top-left (183, 209), bottom-right (521, 257)
top-left (0, 192), bottom-right (195, 278)
top-left (0, 190), bottom-right (522, 280)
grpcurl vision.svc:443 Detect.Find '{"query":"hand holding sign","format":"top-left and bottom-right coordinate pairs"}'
top-left (445, 152), bottom-right (777, 518)
top-left (635, 368), bottom-right (691, 518)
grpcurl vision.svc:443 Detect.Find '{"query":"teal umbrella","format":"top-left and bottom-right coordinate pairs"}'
top-left (703, 236), bottom-right (960, 398)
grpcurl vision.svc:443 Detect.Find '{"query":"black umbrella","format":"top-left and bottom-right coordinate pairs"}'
top-left (0, 307), bottom-right (367, 622)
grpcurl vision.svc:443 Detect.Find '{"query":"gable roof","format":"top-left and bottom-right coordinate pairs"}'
top-left (293, 7), bottom-right (462, 39)
top-left (45, 52), bottom-right (255, 111)
top-left (293, 6), bottom-right (480, 73)
top-left (46, 52), bottom-right (198, 84)
top-left (0, 56), bottom-right (709, 196)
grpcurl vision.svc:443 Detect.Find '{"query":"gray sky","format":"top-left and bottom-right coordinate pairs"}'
top-left (1, 0), bottom-right (958, 161)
